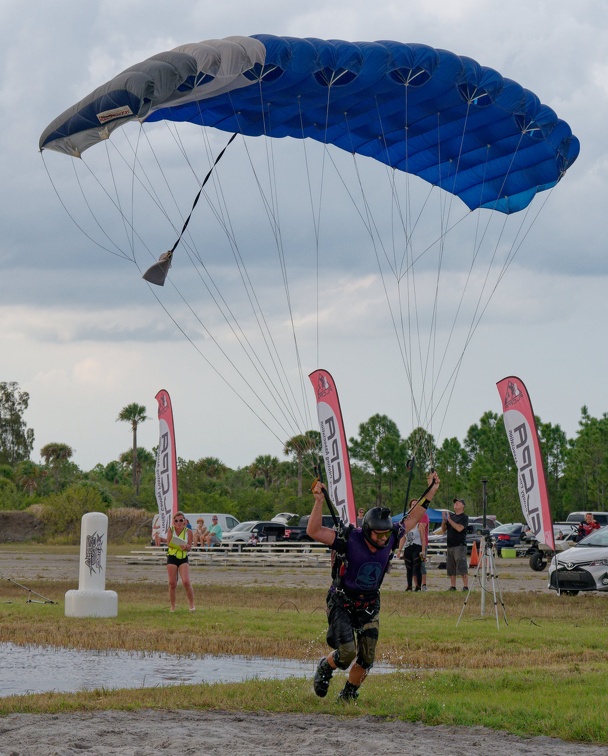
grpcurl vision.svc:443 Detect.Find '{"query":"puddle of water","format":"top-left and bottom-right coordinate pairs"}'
top-left (0, 643), bottom-right (396, 697)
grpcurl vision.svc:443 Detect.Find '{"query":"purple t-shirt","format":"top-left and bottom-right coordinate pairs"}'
top-left (331, 526), bottom-right (399, 599)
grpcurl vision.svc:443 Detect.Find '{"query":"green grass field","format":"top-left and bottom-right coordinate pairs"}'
top-left (1, 576), bottom-right (607, 745)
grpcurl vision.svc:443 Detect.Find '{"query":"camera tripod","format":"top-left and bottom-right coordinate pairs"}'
top-left (6, 578), bottom-right (56, 604)
top-left (456, 535), bottom-right (508, 629)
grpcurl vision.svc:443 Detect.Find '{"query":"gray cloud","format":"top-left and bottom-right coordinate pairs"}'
top-left (1, 0), bottom-right (606, 470)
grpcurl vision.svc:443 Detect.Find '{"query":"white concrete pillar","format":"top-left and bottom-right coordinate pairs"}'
top-left (65, 512), bottom-right (118, 618)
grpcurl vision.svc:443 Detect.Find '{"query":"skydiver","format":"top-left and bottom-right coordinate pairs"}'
top-left (307, 470), bottom-right (440, 702)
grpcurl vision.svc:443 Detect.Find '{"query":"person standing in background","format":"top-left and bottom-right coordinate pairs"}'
top-left (440, 498), bottom-right (469, 591)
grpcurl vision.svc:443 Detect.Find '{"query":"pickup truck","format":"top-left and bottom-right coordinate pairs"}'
top-left (284, 514), bottom-right (337, 542)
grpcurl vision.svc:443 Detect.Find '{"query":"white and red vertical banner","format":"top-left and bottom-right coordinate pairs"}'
top-left (155, 389), bottom-right (179, 539)
top-left (309, 369), bottom-right (356, 527)
top-left (496, 376), bottom-right (555, 551)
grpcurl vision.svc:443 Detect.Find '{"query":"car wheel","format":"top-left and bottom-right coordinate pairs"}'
top-left (529, 551), bottom-right (547, 571)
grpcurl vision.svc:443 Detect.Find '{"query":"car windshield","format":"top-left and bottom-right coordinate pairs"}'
top-left (575, 525), bottom-right (608, 548)
top-left (229, 522), bottom-right (257, 533)
top-left (491, 523), bottom-right (522, 535)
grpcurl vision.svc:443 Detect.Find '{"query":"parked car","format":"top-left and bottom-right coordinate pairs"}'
top-left (489, 523), bottom-right (526, 555)
top-left (283, 514), bottom-right (336, 542)
top-left (221, 520), bottom-right (286, 549)
top-left (427, 521), bottom-right (489, 554)
top-left (469, 516), bottom-right (501, 528)
top-left (548, 525), bottom-right (608, 595)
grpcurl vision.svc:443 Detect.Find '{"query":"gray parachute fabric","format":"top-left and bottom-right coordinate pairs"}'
top-left (39, 37), bottom-right (265, 157)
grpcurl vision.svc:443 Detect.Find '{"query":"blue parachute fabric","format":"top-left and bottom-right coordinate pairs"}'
top-left (42, 35), bottom-right (580, 214)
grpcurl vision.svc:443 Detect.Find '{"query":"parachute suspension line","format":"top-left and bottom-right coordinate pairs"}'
top-left (136, 117), bottom-right (309, 438)
top-left (187, 147), bottom-right (309, 434)
top-left (430, 143), bottom-right (551, 441)
top-left (40, 152), bottom-right (132, 261)
top-left (339, 111), bottom-right (427, 437)
top-left (260, 97), bottom-right (315, 434)
top-left (410, 102), bottom-right (483, 442)
top-left (379, 88), bottom-right (433, 442)
top-left (77, 133), bottom-right (196, 264)
top-left (100, 139), bottom-right (138, 261)
top-left (422, 109), bottom-right (491, 434)
top-left (142, 275), bottom-right (298, 447)
top-left (121, 125), bottom-right (306, 438)
top-left (297, 95), bottom-right (325, 371)
top-left (136, 123), bottom-right (205, 238)
top-left (233, 84), bottom-right (315, 435)
top-left (167, 132), bottom-right (237, 258)
top-left (153, 122), bottom-right (299, 426)
top-left (159, 100), bottom-right (310, 437)
top-left (73, 147), bottom-right (158, 261)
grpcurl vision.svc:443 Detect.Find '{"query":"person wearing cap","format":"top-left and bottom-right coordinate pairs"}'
top-left (440, 498), bottom-right (469, 591)
top-left (203, 516), bottom-right (223, 548)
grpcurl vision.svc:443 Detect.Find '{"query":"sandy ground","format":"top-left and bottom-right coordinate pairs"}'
top-left (2, 710), bottom-right (608, 756)
top-left (2, 551), bottom-right (607, 755)
top-left (3, 549), bottom-right (550, 591)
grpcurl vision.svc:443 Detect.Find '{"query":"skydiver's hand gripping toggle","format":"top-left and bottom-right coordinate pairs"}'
top-left (405, 471), bottom-right (440, 516)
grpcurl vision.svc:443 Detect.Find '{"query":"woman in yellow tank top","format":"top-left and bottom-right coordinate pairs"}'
top-left (164, 511), bottom-right (196, 612)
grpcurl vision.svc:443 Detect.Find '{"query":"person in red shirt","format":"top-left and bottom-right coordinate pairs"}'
top-left (577, 512), bottom-right (601, 541)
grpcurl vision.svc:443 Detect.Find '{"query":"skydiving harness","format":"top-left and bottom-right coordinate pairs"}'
top-left (313, 464), bottom-right (435, 613)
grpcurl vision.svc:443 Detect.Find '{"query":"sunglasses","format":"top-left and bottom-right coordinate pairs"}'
top-left (174, 518), bottom-right (185, 522)
top-left (372, 529), bottom-right (392, 538)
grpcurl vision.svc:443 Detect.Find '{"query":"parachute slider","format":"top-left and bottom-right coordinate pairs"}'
top-left (141, 132), bottom-right (237, 288)
top-left (142, 251), bottom-right (173, 286)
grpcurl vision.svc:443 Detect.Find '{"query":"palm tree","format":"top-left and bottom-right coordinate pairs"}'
top-left (40, 442), bottom-right (74, 466)
top-left (39, 442), bottom-right (74, 489)
top-left (283, 431), bottom-right (320, 497)
top-left (119, 447), bottom-right (155, 496)
top-left (16, 460), bottom-right (45, 497)
top-left (249, 454), bottom-right (280, 490)
top-left (117, 403), bottom-right (149, 491)
top-left (195, 456), bottom-right (228, 478)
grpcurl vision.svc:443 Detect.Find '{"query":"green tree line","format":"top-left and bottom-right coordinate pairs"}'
top-left (1, 381), bottom-right (607, 528)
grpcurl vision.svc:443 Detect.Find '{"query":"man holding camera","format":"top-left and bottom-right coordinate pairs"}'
top-left (441, 498), bottom-right (469, 592)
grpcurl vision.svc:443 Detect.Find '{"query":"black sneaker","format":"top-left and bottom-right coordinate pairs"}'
top-left (338, 681), bottom-right (359, 702)
top-left (462, 586), bottom-right (469, 592)
top-left (447, 586), bottom-right (456, 591)
top-left (414, 586), bottom-right (421, 592)
top-left (313, 657), bottom-right (333, 698)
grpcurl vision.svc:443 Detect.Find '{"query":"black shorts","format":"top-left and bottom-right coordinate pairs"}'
top-left (167, 554), bottom-right (189, 567)
top-left (326, 590), bottom-right (380, 669)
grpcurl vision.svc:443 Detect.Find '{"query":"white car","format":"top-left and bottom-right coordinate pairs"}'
top-left (548, 525), bottom-right (608, 595)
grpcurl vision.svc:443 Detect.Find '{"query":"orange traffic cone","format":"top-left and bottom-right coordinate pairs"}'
top-left (469, 540), bottom-right (479, 568)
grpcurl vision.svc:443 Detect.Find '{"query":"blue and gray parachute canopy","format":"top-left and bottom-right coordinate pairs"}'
top-left (40, 35), bottom-right (578, 214)
top-left (39, 36), bottom-right (579, 463)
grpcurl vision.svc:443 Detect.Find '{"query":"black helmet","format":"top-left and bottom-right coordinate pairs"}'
top-left (362, 506), bottom-right (393, 546)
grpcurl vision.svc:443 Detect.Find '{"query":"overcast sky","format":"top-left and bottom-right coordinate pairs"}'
top-left (1, 1), bottom-right (607, 472)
